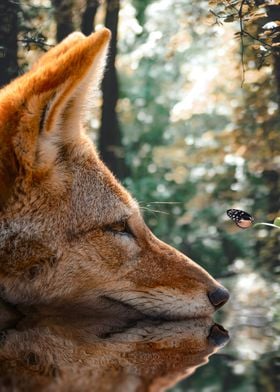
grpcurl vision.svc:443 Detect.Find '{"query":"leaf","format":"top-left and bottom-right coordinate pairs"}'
top-left (248, 11), bottom-right (267, 22)
top-left (273, 217), bottom-right (280, 227)
top-left (224, 15), bottom-right (235, 23)
top-left (262, 21), bottom-right (279, 30)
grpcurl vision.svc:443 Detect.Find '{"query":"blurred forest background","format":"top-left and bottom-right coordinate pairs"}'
top-left (0, 0), bottom-right (279, 391)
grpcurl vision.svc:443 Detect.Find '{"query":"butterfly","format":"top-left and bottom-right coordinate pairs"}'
top-left (226, 209), bottom-right (254, 229)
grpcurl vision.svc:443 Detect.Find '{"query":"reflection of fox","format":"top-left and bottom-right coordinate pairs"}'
top-left (0, 311), bottom-right (229, 392)
top-left (0, 29), bottom-right (229, 319)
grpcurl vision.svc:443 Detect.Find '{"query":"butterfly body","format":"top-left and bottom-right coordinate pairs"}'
top-left (226, 209), bottom-right (254, 229)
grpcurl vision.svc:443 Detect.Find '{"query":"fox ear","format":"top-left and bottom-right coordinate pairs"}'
top-left (31, 32), bottom-right (86, 71)
top-left (34, 28), bottom-right (110, 136)
top-left (0, 29), bottom-right (110, 209)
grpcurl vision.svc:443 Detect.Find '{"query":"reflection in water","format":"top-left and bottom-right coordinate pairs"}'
top-left (0, 299), bottom-right (229, 392)
top-left (173, 273), bottom-right (279, 391)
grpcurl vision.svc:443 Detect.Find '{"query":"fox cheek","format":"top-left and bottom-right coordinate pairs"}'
top-left (0, 235), bottom-right (57, 278)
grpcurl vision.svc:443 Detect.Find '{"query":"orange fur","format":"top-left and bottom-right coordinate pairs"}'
top-left (0, 29), bottom-right (229, 322)
top-left (31, 32), bottom-right (85, 71)
top-left (0, 305), bottom-right (228, 391)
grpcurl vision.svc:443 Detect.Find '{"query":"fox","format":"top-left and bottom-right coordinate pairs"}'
top-left (0, 28), bottom-right (229, 320)
top-left (0, 304), bottom-right (229, 392)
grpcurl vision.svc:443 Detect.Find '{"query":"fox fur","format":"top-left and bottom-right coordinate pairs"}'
top-left (0, 308), bottom-right (228, 392)
top-left (0, 28), bottom-right (228, 320)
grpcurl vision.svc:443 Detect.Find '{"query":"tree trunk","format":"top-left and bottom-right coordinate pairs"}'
top-left (51, 0), bottom-right (74, 42)
top-left (81, 0), bottom-right (100, 35)
top-left (99, 0), bottom-right (128, 180)
top-left (0, 0), bottom-right (19, 87)
top-left (264, 6), bottom-right (280, 217)
top-left (266, 5), bottom-right (280, 103)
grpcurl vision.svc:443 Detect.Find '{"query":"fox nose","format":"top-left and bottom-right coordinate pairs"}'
top-left (208, 324), bottom-right (229, 347)
top-left (208, 287), bottom-right (230, 309)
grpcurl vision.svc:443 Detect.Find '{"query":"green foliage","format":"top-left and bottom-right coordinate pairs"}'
top-left (131, 0), bottom-right (151, 24)
top-left (174, 351), bottom-right (279, 392)
top-left (119, 0), bottom-right (280, 280)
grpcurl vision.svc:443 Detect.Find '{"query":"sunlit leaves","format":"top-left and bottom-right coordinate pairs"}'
top-left (209, 0), bottom-right (280, 67)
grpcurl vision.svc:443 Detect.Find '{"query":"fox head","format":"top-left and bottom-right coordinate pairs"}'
top-left (0, 29), bottom-right (229, 319)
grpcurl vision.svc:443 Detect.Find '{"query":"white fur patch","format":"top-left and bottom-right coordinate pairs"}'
top-left (104, 287), bottom-right (214, 320)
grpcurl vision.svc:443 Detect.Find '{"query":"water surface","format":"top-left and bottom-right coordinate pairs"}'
top-left (0, 272), bottom-right (278, 391)
top-left (172, 273), bottom-right (279, 391)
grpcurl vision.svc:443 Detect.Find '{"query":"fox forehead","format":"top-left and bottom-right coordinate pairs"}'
top-left (4, 134), bottom-right (136, 240)
top-left (62, 135), bottom-right (137, 231)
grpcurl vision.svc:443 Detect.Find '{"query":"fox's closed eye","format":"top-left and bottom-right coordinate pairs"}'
top-left (105, 220), bottom-right (133, 237)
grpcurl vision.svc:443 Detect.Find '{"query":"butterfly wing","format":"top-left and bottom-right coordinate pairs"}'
top-left (227, 209), bottom-right (254, 229)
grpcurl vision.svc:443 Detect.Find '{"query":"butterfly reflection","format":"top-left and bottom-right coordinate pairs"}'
top-left (227, 208), bottom-right (254, 229)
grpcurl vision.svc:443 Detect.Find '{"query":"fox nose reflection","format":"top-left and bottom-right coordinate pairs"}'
top-left (208, 324), bottom-right (229, 347)
top-left (0, 300), bottom-right (230, 392)
top-left (208, 286), bottom-right (230, 309)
